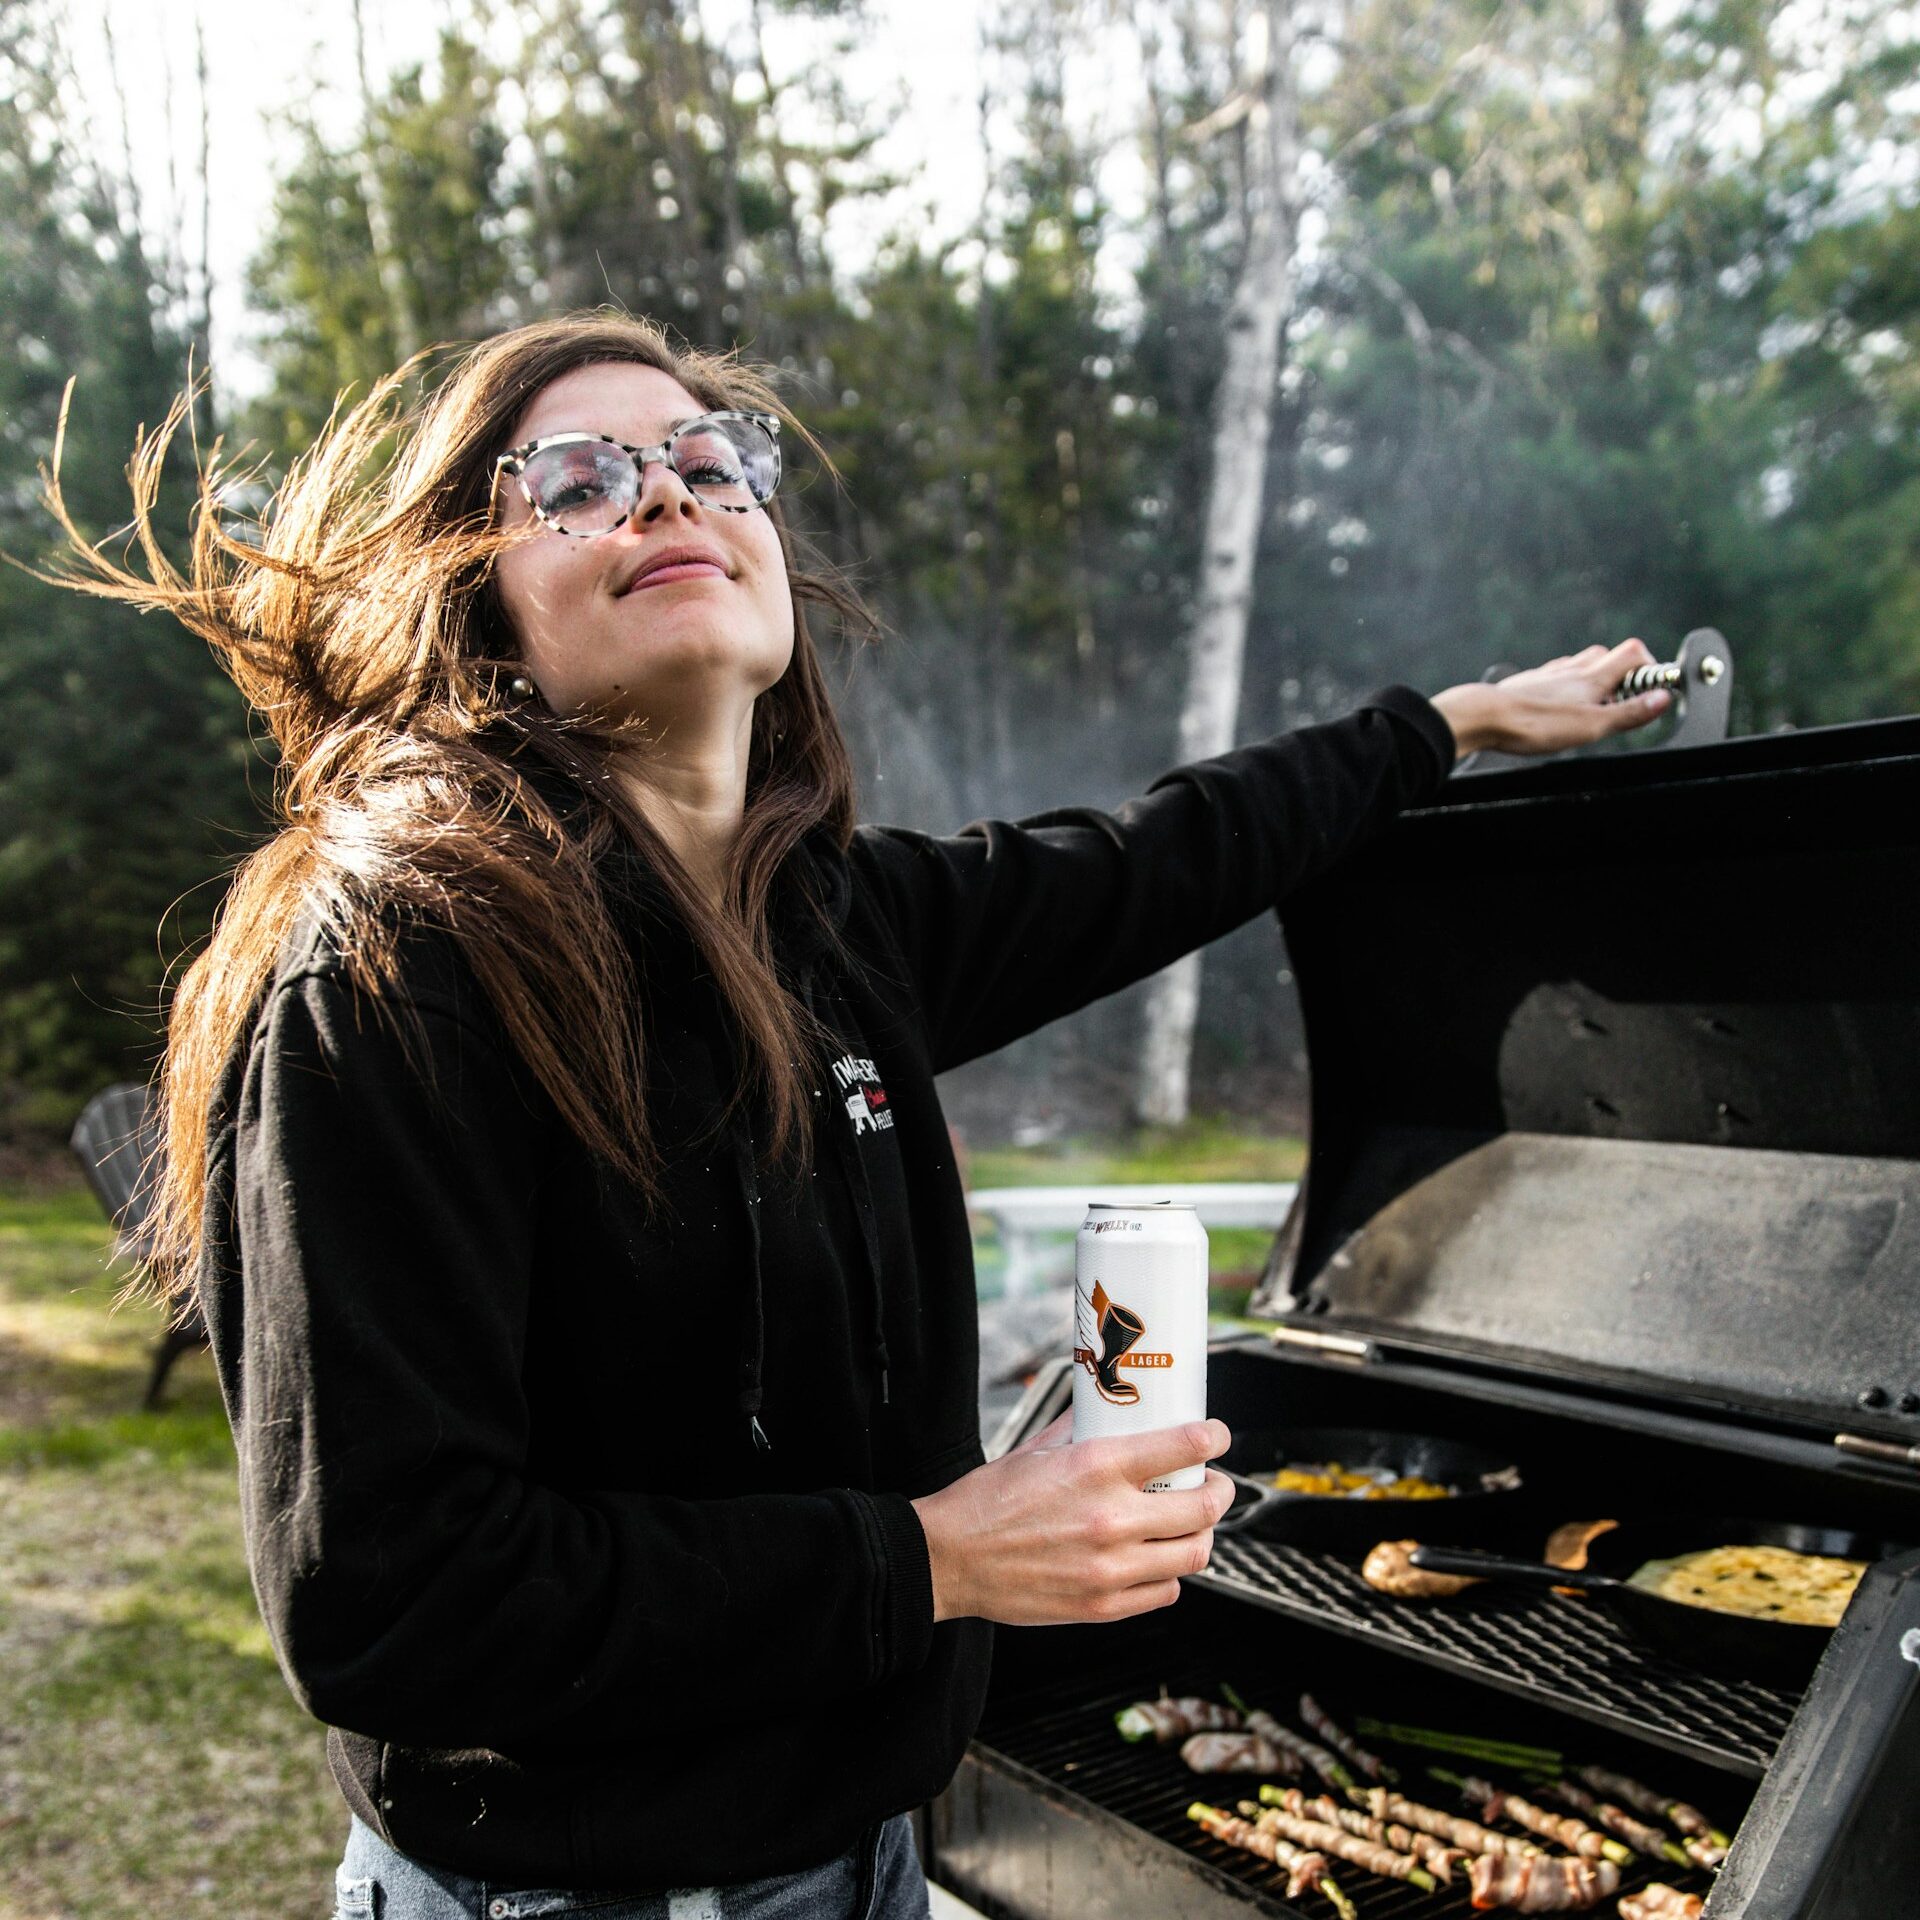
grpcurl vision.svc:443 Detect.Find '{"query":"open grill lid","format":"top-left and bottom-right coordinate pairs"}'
top-left (1253, 713), bottom-right (1920, 1441)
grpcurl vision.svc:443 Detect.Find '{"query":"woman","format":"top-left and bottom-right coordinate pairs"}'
top-left (49, 312), bottom-right (1668, 1918)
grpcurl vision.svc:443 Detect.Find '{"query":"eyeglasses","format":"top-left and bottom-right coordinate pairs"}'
top-left (493, 411), bottom-right (782, 537)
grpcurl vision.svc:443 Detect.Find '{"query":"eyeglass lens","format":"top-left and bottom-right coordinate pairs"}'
top-left (521, 419), bottom-right (777, 534)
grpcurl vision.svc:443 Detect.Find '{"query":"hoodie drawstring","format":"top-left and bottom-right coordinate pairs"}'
top-left (731, 1118), bottom-right (772, 1451)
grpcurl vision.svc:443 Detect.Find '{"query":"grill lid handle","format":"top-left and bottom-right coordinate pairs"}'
top-left (1456, 627), bottom-right (1734, 775)
top-left (1834, 1431), bottom-right (1920, 1474)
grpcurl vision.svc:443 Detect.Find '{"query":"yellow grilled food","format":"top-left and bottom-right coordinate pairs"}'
top-left (1627, 1544), bottom-right (1867, 1627)
top-left (1271, 1461), bottom-right (1454, 1500)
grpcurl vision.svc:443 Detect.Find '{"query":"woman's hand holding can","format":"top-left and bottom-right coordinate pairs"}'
top-left (909, 1418), bottom-right (1234, 1626)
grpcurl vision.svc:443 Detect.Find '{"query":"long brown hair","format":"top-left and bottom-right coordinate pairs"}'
top-left (42, 313), bottom-right (869, 1309)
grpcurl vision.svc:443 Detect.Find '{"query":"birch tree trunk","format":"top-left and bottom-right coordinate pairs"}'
top-left (350, 0), bottom-right (419, 364)
top-left (1136, 0), bottom-right (1302, 1128)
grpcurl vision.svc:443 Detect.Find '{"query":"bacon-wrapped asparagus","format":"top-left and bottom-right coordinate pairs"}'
top-left (1299, 1694), bottom-right (1396, 1782)
top-left (1220, 1685), bottom-right (1354, 1791)
top-left (1468, 1852), bottom-right (1620, 1912)
top-left (1359, 1786), bottom-right (1541, 1858)
top-left (1536, 1778), bottom-right (1688, 1867)
top-left (1618, 1885), bottom-right (1705, 1920)
top-left (1187, 1802), bottom-right (1355, 1918)
top-left (1678, 1833), bottom-right (1729, 1871)
top-left (1265, 1786), bottom-right (1465, 1883)
top-left (1242, 1799), bottom-right (1437, 1890)
top-left (1115, 1695), bottom-right (1241, 1744)
top-left (1575, 1767), bottom-right (1727, 1848)
top-left (1432, 1770), bottom-right (1633, 1866)
top-left (1182, 1731), bottom-right (1293, 1775)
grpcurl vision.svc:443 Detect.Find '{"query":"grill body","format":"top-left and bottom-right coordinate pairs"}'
top-left (929, 714), bottom-right (1920, 1918)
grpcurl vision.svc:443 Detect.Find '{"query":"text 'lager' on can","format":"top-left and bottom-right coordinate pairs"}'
top-left (1072, 1202), bottom-right (1209, 1491)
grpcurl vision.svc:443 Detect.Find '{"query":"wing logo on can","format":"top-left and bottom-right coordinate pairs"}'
top-left (1073, 1280), bottom-right (1172, 1404)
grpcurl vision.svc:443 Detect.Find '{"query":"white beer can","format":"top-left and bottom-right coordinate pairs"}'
top-left (1072, 1202), bottom-right (1209, 1491)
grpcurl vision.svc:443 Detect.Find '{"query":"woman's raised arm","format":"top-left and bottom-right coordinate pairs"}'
top-left (852, 642), bottom-right (1666, 1074)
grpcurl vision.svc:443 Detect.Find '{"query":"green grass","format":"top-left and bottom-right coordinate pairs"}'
top-left (967, 1119), bottom-right (1302, 1309)
top-left (0, 1174), bottom-right (339, 1919)
top-left (969, 1115), bottom-right (1304, 1191)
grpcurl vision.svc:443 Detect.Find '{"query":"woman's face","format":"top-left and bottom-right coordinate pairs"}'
top-left (491, 362), bottom-right (795, 736)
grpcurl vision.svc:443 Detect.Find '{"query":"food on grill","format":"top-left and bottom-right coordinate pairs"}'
top-left (1431, 1770), bottom-right (1634, 1865)
top-left (1363, 1538), bottom-right (1482, 1598)
top-left (1299, 1694), bottom-right (1396, 1781)
top-left (1244, 1799), bottom-right (1437, 1889)
top-left (1354, 1719), bottom-right (1562, 1773)
top-left (1536, 1778), bottom-right (1687, 1866)
top-left (1626, 1543), bottom-right (1866, 1627)
top-left (1222, 1685), bottom-right (1352, 1790)
top-left (1266, 1786), bottom-right (1466, 1882)
top-left (1618, 1885), bottom-right (1706, 1919)
top-left (1187, 1802), bottom-right (1355, 1916)
top-left (1362, 1516), bottom-right (1618, 1604)
top-left (1543, 1518), bottom-right (1618, 1570)
top-left (1679, 1833), bottom-right (1729, 1871)
top-left (1114, 1695), bottom-right (1241, 1744)
top-left (1575, 1767), bottom-right (1727, 1848)
top-left (1180, 1730), bottom-right (1291, 1774)
top-left (1359, 1786), bottom-right (1542, 1859)
top-left (1273, 1460), bottom-right (1455, 1499)
top-left (1467, 1851), bottom-right (1621, 1912)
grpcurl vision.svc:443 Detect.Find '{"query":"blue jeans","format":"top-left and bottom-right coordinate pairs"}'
top-left (332, 1813), bottom-right (934, 1920)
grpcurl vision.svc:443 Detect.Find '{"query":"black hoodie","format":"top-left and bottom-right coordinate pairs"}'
top-left (194, 688), bottom-right (1454, 1887)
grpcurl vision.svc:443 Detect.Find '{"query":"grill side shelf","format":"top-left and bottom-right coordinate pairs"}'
top-left (1198, 1536), bottom-right (1794, 1777)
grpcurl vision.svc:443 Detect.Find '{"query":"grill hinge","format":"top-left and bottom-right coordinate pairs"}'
top-left (1266, 1324), bottom-right (1373, 1367)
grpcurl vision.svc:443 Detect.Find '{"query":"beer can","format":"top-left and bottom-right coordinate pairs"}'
top-left (1072, 1202), bottom-right (1209, 1490)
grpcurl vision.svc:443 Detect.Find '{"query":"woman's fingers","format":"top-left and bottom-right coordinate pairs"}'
top-left (1086, 1418), bottom-right (1231, 1492)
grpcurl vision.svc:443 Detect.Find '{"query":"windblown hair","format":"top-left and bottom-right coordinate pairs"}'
top-left (44, 312), bottom-right (868, 1310)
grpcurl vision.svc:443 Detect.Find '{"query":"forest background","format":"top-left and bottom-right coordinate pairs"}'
top-left (6, 0), bottom-right (1920, 1152)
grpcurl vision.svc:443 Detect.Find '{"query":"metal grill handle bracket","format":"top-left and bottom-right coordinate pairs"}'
top-left (1456, 627), bottom-right (1735, 775)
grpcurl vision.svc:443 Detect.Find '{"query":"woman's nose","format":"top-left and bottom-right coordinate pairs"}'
top-left (634, 456), bottom-right (704, 522)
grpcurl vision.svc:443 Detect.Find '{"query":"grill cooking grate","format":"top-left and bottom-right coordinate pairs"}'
top-left (1197, 1535), bottom-right (1795, 1775)
top-left (974, 1629), bottom-right (1723, 1920)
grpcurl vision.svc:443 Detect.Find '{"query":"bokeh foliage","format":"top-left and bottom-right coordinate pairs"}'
top-left (7, 0), bottom-right (1920, 1133)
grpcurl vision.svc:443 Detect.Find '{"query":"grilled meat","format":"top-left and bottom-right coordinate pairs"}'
top-left (1189, 1804), bottom-right (1332, 1902)
top-left (1250, 1802), bottom-right (1432, 1884)
top-left (1537, 1778), bottom-right (1676, 1861)
top-left (1618, 1886), bottom-right (1706, 1920)
top-left (1575, 1767), bottom-right (1718, 1844)
top-left (1241, 1706), bottom-right (1340, 1787)
top-left (1115, 1696), bottom-right (1241, 1744)
top-left (1468, 1852), bottom-right (1620, 1911)
top-left (1454, 1775), bottom-right (1621, 1861)
top-left (1275, 1788), bottom-right (1465, 1883)
top-left (1680, 1834), bottom-right (1729, 1871)
top-left (1300, 1694), bottom-right (1393, 1781)
top-left (1363, 1787), bottom-right (1542, 1859)
top-left (1181, 1731), bottom-right (1290, 1775)
top-left (1363, 1538), bottom-right (1481, 1598)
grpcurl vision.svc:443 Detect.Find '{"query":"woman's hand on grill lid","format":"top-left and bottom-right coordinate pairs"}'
top-left (909, 1417), bottom-right (1235, 1627)
top-left (1429, 638), bottom-right (1672, 760)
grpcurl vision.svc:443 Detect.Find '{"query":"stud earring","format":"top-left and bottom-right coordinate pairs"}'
top-left (508, 675), bottom-right (535, 700)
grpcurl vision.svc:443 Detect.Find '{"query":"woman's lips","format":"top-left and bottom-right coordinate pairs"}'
top-left (626, 561), bottom-right (727, 590)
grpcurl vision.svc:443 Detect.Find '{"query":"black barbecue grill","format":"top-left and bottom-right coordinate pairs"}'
top-left (926, 707), bottom-right (1920, 1919)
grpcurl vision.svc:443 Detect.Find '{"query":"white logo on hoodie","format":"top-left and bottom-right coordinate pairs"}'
top-left (830, 1054), bottom-right (894, 1132)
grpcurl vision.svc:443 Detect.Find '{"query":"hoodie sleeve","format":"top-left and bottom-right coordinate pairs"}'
top-left (216, 962), bottom-right (933, 1755)
top-left (851, 687), bottom-right (1455, 1073)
